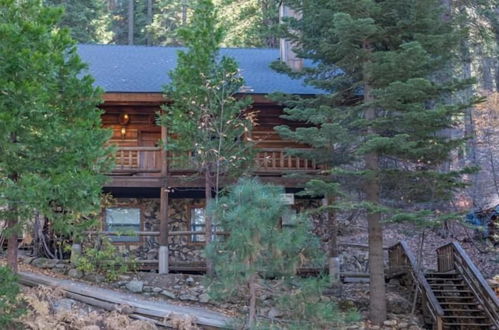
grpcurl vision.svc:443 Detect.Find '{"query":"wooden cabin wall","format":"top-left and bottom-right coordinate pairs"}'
top-left (101, 105), bottom-right (161, 147)
top-left (251, 104), bottom-right (310, 149)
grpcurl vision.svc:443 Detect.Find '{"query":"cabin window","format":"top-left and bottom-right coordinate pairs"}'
top-left (190, 207), bottom-right (221, 243)
top-left (281, 207), bottom-right (297, 227)
top-left (105, 207), bottom-right (141, 243)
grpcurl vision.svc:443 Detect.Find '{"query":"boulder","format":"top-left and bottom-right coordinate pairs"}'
top-left (84, 274), bottom-right (106, 283)
top-left (198, 293), bottom-right (210, 303)
top-left (32, 258), bottom-right (58, 269)
top-left (52, 298), bottom-right (76, 313)
top-left (186, 276), bottom-right (195, 287)
top-left (160, 290), bottom-right (177, 299)
top-left (152, 287), bottom-right (163, 293)
top-left (67, 269), bottom-right (83, 279)
top-left (179, 294), bottom-right (198, 302)
top-left (267, 307), bottom-right (283, 319)
top-left (126, 280), bottom-right (144, 293)
top-left (386, 292), bottom-right (411, 314)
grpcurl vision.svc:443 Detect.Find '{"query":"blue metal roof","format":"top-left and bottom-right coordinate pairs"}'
top-left (77, 44), bottom-right (320, 95)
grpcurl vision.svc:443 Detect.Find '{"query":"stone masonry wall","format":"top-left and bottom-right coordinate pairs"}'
top-left (106, 197), bottom-right (340, 266)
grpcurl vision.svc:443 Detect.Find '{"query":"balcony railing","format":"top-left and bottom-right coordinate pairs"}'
top-left (112, 147), bottom-right (319, 175)
top-left (255, 148), bottom-right (317, 172)
top-left (112, 146), bottom-right (162, 174)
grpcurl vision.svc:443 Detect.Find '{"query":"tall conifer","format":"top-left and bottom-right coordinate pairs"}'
top-left (0, 0), bottom-right (113, 271)
top-left (160, 0), bottom-right (254, 274)
top-left (273, 0), bottom-right (475, 324)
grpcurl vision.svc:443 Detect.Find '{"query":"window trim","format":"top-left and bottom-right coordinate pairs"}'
top-left (187, 203), bottom-right (223, 245)
top-left (103, 204), bottom-right (144, 245)
top-left (188, 203), bottom-right (206, 245)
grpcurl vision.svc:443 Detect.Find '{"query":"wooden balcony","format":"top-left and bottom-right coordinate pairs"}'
top-left (106, 146), bottom-right (319, 188)
top-left (111, 146), bottom-right (162, 176)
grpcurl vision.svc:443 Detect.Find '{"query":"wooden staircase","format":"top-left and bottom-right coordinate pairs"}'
top-left (388, 241), bottom-right (499, 330)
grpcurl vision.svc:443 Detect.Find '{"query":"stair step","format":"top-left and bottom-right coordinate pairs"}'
top-left (429, 283), bottom-right (467, 287)
top-left (432, 290), bottom-right (472, 293)
top-left (442, 309), bottom-right (483, 313)
top-left (443, 315), bottom-right (489, 319)
top-left (443, 323), bottom-right (491, 327)
top-left (435, 296), bottom-right (475, 299)
top-left (440, 302), bottom-right (480, 305)
top-left (425, 271), bottom-right (458, 275)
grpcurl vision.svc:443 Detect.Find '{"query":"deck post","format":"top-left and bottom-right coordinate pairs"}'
top-left (323, 197), bottom-right (341, 290)
top-left (159, 125), bottom-right (169, 274)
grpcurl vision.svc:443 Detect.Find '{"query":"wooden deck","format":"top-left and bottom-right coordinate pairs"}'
top-left (105, 146), bottom-right (319, 188)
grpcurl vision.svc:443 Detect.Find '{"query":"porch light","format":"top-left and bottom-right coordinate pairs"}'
top-left (120, 127), bottom-right (127, 139)
top-left (119, 113), bottom-right (130, 125)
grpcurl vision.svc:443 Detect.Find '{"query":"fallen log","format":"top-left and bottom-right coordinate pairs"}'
top-left (18, 271), bottom-right (232, 329)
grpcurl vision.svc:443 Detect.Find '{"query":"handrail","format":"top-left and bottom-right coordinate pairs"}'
top-left (85, 230), bottom-right (229, 237)
top-left (118, 146), bottom-right (161, 151)
top-left (437, 242), bottom-right (499, 327)
top-left (388, 241), bottom-right (444, 329)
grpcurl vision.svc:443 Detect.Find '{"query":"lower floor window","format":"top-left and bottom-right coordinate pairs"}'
top-left (190, 207), bottom-right (221, 243)
top-left (105, 207), bottom-right (141, 242)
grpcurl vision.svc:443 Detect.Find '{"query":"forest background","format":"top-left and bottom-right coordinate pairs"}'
top-left (45, 0), bottom-right (499, 210)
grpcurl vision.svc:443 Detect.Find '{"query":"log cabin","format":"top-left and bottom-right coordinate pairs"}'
top-left (77, 43), bottom-right (328, 273)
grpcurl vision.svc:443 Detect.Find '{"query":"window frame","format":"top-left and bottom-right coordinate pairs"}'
top-left (103, 205), bottom-right (144, 245)
top-left (188, 203), bottom-right (222, 245)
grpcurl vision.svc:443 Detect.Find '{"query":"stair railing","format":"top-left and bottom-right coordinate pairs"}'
top-left (389, 241), bottom-right (444, 330)
top-left (436, 242), bottom-right (499, 328)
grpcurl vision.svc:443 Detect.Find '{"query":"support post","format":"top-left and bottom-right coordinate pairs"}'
top-left (323, 197), bottom-right (341, 290)
top-left (159, 125), bottom-right (169, 274)
top-left (70, 243), bottom-right (82, 266)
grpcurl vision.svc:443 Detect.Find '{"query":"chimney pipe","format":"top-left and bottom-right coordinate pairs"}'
top-left (279, 3), bottom-right (303, 72)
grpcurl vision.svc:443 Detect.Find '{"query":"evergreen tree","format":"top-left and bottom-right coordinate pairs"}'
top-left (214, 0), bottom-right (280, 48)
top-left (206, 178), bottom-right (357, 329)
top-left (0, 0), bottom-right (113, 272)
top-left (273, 0), bottom-right (476, 324)
top-left (43, 0), bottom-right (112, 43)
top-left (160, 0), bottom-right (254, 274)
top-left (148, 0), bottom-right (191, 46)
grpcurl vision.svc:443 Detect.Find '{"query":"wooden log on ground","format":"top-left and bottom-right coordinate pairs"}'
top-left (18, 271), bottom-right (231, 329)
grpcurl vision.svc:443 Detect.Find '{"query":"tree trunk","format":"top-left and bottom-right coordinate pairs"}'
top-left (7, 215), bottom-right (18, 272)
top-left (181, 0), bottom-right (187, 25)
top-left (128, 0), bottom-right (134, 45)
top-left (146, 0), bottom-right (153, 46)
top-left (248, 273), bottom-right (258, 328)
top-left (363, 40), bottom-right (387, 325)
top-left (204, 168), bottom-right (214, 276)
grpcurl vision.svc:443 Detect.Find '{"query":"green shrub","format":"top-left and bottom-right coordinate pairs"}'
top-left (75, 235), bottom-right (136, 281)
top-left (0, 266), bottom-right (25, 327)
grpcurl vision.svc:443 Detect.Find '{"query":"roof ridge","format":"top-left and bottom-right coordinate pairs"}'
top-left (77, 43), bottom-right (279, 51)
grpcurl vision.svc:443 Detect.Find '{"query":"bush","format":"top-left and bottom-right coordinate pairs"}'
top-left (75, 235), bottom-right (136, 281)
top-left (0, 266), bottom-right (25, 327)
top-left (206, 178), bottom-right (357, 328)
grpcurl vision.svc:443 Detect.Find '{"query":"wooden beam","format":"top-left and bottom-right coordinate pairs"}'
top-left (18, 271), bottom-right (231, 328)
top-left (103, 93), bottom-right (167, 105)
top-left (101, 93), bottom-right (287, 106)
top-left (104, 177), bottom-right (164, 188)
top-left (166, 175), bottom-right (308, 188)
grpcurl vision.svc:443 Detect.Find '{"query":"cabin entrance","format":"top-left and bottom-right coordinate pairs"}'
top-left (138, 131), bottom-right (161, 176)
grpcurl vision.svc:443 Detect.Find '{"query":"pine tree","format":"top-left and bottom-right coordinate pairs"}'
top-left (148, 0), bottom-right (191, 46)
top-left (0, 0), bottom-right (113, 272)
top-left (206, 178), bottom-right (357, 329)
top-left (273, 0), bottom-right (476, 324)
top-left (160, 0), bottom-right (254, 274)
top-left (214, 0), bottom-right (280, 48)
top-left (43, 0), bottom-right (112, 43)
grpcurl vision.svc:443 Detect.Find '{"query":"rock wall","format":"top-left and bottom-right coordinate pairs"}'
top-left (105, 197), bottom-right (335, 265)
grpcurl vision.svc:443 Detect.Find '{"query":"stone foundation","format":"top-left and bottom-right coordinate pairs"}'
top-left (102, 197), bottom-right (332, 265)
